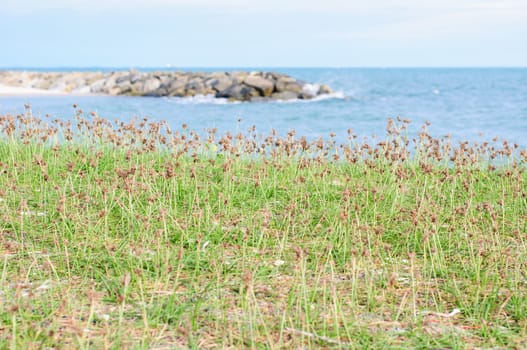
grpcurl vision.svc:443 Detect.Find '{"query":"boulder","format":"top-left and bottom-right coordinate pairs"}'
top-left (230, 72), bottom-right (249, 84)
top-left (103, 76), bottom-right (118, 91)
top-left (216, 84), bottom-right (259, 101)
top-left (275, 77), bottom-right (300, 92)
top-left (169, 88), bottom-right (186, 97)
top-left (127, 68), bottom-right (142, 82)
top-left (265, 72), bottom-right (288, 81)
top-left (167, 77), bottom-right (189, 97)
top-left (107, 87), bottom-right (122, 96)
top-left (143, 77), bottom-right (161, 94)
top-left (90, 79), bottom-right (106, 93)
top-left (243, 74), bottom-right (274, 97)
top-left (116, 81), bottom-right (132, 95)
top-left (69, 77), bottom-right (87, 90)
top-left (299, 83), bottom-right (320, 99)
top-left (204, 75), bottom-right (232, 92)
top-left (157, 74), bottom-right (173, 85)
top-left (85, 73), bottom-right (105, 85)
top-left (147, 88), bottom-right (164, 97)
top-left (271, 91), bottom-right (299, 100)
top-left (132, 77), bottom-right (161, 96)
top-left (129, 72), bottom-right (143, 84)
top-left (318, 84), bottom-right (332, 95)
top-left (185, 79), bottom-right (205, 93)
top-left (116, 75), bottom-right (131, 84)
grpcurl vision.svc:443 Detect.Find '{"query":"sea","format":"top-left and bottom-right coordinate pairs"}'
top-left (1, 68), bottom-right (526, 147)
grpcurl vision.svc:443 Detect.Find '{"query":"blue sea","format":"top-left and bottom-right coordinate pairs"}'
top-left (1, 68), bottom-right (526, 147)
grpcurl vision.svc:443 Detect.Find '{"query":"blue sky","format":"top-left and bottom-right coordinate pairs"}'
top-left (1, 0), bottom-right (526, 67)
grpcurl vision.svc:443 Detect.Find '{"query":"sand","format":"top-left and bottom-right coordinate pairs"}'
top-left (0, 84), bottom-right (70, 96)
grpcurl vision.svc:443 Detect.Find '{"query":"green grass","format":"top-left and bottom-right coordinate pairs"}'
top-left (0, 113), bottom-right (526, 349)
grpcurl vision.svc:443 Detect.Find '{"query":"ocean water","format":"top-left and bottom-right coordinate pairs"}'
top-left (1, 68), bottom-right (526, 147)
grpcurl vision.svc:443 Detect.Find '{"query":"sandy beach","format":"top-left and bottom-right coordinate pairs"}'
top-left (0, 84), bottom-right (69, 96)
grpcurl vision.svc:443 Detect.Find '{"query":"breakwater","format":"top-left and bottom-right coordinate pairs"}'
top-left (0, 70), bottom-right (333, 101)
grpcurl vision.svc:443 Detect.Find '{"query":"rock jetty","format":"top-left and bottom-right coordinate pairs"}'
top-left (0, 70), bottom-right (333, 101)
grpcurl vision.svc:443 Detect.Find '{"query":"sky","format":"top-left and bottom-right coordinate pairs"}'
top-left (1, 0), bottom-right (526, 67)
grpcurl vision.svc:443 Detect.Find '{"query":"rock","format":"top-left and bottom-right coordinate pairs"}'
top-left (70, 77), bottom-right (87, 90)
top-left (271, 91), bottom-right (299, 100)
top-left (131, 77), bottom-right (161, 96)
top-left (204, 74), bottom-right (232, 92)
top-left (169, 88), bottom-right (186, 97)
top-left (249, 96), bottom-right (270, 102)
top-left (318, 84), bottom-right (332, 95)
top-left (103, 76), bottom-right (118, 91)
top-left (157, 74), bottom-right (173, 85)
top-left (299, 83), bottom-right (320, 99)
top-left (263, 72), bottom-right (279, 80)
top-left (129, 72), bottom-right (143, 84)
top-left (243, 74), bottom-right (274, 97)
top-left (130, 83), bottom-right (142, 96)
top-left (85, 73), bottom-right (105, 85)
top-left (116, 75), bottom-right (131, 84)
top-left (167, 77), bottom-right (189, 97)
top-left (204, 78), bottom-right (219, 89)
top-left (128, 68), bottom-right (142, 83)
top-left (90, 79), bottom-right (107, 93)
top-left (107, 87), bottom-right (122, 96)
top-left (150, 84), bottom-right (169, 97)
top-left (216, 84), bottom-right (259, 101)
top-left (230, 72), bottom-right (249, 84)
top-left (276, 77), bottom-right (301, 93)
top-left (0, 70), bottom-right (333, 101)
top-left (143, 77), bottom-right (161, 95)
top-left (185, 79), bottom-right (204, 93)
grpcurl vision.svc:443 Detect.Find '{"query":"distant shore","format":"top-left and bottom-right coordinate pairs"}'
top-left (0, 70), bottom-right (333, 101)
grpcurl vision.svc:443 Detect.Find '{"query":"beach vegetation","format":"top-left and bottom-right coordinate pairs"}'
top-left (0, 109), bottom-right (526, 348)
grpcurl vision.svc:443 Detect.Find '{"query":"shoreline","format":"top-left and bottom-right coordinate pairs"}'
top-left (0, 83), bottom-right (72, 97)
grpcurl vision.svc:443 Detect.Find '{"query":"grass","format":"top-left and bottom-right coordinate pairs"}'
top-left (0, 109), bottom-right (526, 349)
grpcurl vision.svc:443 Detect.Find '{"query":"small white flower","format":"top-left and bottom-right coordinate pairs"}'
top-left (447, 308), bottom-right (461, 317)
top-left (36, 281), bottom-right (52, 291)
top-left (397, 277), bottom-right (411, 285)
top-left (21, 210), bottom-right (46, 217)
top-left (274, 260), bottom-right (285, 267)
